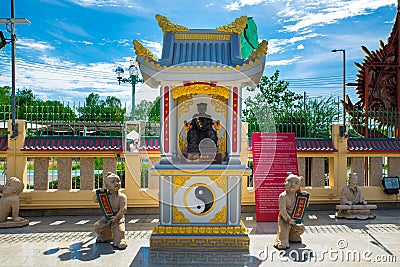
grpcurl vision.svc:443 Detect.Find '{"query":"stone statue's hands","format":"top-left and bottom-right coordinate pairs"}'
top-left (289, 219), bottom-right (297, 226)
top-left (346, 201), bottom-right (352, 205)
top-left (110, 216), bottom-right (119, 223)
top-left (362, 200), bottom-right (367, 205)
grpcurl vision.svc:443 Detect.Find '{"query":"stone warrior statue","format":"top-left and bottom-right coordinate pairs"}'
top-left (186, 103), bottom-right (218, 153)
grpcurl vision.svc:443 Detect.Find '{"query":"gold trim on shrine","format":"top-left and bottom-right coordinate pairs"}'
top-left (246, 40), bottom-right (268, 60)
top-left (133, 40), bottom-right (158, 62)
top-left (155, 14), bottom-right (189, 33)
top-left (216, 16), bottom-right (247, 34)
top-left (172, 84), bottom-right (230, 99)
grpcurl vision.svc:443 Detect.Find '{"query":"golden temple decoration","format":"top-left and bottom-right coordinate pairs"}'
top-left (150, 169), bottom-right (252, 176)
top-left (216, 16), bottom-right (247, 34)
top-left (173, 176), bottom-right (191, 194)
top-left (152, 221), bottom-right (248, 235)
top-left (246, 40), bottom-right (268, 60)
top-left (173, 206), bottom-right (191, 223)
top-left (152, 224), bottom-right (247, 236)
top-left (209, 206), bottom-right (227, 223)
top-left (177, 94), bottom-right (194, 118)
top-left (211, 95), bottom-right (228, 117)
top-left (133, 40), bottom-right (158, 62)
top-left (178, 136), bottom-right (188, 156)
top-left (210, 176), bottom-right (227, 193)
top-left (155, 14), bottom-right (189, 33)
top-left (172, 84), bottom-right (230, 99)
top-left (175, 33), bottom-right (230, 41)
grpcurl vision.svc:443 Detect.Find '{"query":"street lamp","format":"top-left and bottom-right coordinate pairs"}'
top-left (331, 49), bottom-right (346, 137)
top-left (115, 57), bottom-right (143, 120)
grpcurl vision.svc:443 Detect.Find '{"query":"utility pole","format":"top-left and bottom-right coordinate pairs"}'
top-left (0, 0), bottom-right (30, 139)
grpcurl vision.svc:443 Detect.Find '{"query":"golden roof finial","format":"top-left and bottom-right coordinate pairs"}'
top-left (133, 40), bottom-right (158, 62)
top-left (246, 40), bottom-right (268, 60)
top-left (216, 16), bottom-right (247, 34)
top-left (155, 14), bottom-right (189, 33)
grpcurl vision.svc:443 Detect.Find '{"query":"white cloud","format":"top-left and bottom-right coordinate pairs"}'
top-left (279, 0), bottom-right (396, 32)
top-left (67, 0), bottom-right (122, 7)
top-left (265, 56), bottom-right (300, 66)
top-left (140, 40), bottom-right (163, 59)
top-left (224, 0), bottom-right (271, 11)
top-left (267, 33), bottom-right (321, 54)
top-left (17, 38), bottom-right (55, 51)
top-left (225, 2), bottom-right (240, 10)
top-left (297, 44), bottom-right (304, 50)
top-left (0, 51), bottom-right (159, 105)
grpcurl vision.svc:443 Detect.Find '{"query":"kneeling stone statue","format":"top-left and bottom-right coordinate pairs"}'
top-left (274, 173), bottom-right (306, 250)
top-left (94, 172), bottom-right (128, 249)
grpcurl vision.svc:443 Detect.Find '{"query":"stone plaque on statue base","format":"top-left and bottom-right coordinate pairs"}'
top-left (181, 153), bottom-right (222, 164)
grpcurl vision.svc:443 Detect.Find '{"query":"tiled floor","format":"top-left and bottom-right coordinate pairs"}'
top-left (1, 210), bottom-right (399, 266)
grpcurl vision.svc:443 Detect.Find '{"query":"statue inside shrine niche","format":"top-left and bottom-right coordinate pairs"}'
top-left (186, 103), bottom-right (218, 155)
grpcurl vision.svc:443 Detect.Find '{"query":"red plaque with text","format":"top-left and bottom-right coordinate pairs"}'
top-left (252, 133), bottom-right (298, 222)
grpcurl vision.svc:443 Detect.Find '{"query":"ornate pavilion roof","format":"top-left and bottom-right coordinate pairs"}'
top-left (134, 15), bottom-right (267, 88)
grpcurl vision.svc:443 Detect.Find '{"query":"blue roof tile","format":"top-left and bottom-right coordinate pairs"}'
top-left (159, 30), bottom-right (244, 67)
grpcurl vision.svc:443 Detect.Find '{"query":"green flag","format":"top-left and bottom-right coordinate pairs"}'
top-left (241, 17), bottom-right (259, 59)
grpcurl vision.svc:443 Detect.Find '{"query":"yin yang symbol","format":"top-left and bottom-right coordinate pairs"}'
top-left (184, 184), bottom-right (215, 215)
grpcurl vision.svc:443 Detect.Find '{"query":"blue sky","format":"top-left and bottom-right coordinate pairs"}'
top-left (0, 0), bottom-right (397, 108)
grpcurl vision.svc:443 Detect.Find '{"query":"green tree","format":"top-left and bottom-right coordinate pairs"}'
top-left (135, 99), bottom-right (154, 121)
top-left (243, 70), bottom-right (338, 138)
top-left (301, 96), bottom-right (339, 137)
top-left (135, 96), bottom-right (160, 122)
top-left (148, 96), bottom-right (160, 122)
top-left (16, 88), bottom-right (37, 106)
top-left (243, 70), bottom-right (303, 134)
top-left (0, 86), bottom-right (11, 105)
top-left (78, 93), bottom-right (125, 121)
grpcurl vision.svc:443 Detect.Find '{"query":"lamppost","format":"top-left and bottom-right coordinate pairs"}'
top-left (331, 49), bottom-right (346, 137)
top-left (115, 57), bottom-right (143, 120)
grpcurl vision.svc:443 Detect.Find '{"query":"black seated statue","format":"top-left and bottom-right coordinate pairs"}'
top-left (186, 103), bottom-right (218, 154)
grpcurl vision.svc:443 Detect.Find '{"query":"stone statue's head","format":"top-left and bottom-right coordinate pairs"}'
top-left (348, 173), bottom-right (358, 187)
top-left (4, 177), bottom-right (24, 196)
top-left (284, 172), bottom-right (302, 193)
top-left (103, 172), bottom-right (121, 192)
top-left (197, 103), bottom-right (207, 113)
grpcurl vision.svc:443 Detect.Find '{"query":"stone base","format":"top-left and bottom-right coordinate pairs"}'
top-left (148, 249), bottom-right (252, 265)
top-left (335, 204), bottom-right (377, 220)
top-left (0, 217), bottom-right (29, 228)
top-left (150, 221), bottom-right (249, 250)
